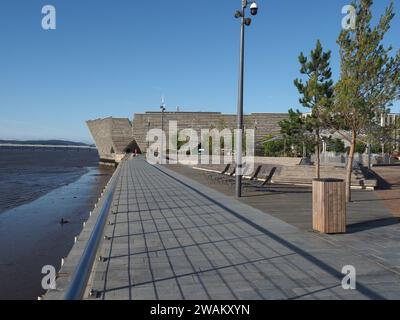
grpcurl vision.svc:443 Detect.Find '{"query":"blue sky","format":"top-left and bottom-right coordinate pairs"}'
top-left (0, 0), bottom-right (399, 143)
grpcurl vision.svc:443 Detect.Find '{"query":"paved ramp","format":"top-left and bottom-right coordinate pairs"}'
top-left (80, 158), bottom-right (400, 300)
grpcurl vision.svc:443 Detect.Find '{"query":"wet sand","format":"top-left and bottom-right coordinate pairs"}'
top-left (0, 149), bottom-right (100, 214)
top-left (0, 166), bottom-right (113, 300)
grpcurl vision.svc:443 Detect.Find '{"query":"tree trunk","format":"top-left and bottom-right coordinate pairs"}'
top-left (315, 130), bottom-right (321, 179)
top-left (346, 130), bottom-right (357, 203)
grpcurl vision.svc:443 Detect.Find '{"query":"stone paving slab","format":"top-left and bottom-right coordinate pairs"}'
top-left (88, 158), bottom-right (400, 300)
top-left (167, 164), bottom-right (400, 278)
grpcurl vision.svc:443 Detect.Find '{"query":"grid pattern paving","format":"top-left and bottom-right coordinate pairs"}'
top-left (89, 158), bottom-right (400, 300)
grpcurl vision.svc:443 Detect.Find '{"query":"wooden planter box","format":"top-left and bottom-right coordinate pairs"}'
top-left (312, 179), bottom-right (346, 234)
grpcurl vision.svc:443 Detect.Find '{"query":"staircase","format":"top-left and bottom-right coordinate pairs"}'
top-left (269, 165), bottom-right (376, 189)
top-left (195, 163), bottom-right (377, 189)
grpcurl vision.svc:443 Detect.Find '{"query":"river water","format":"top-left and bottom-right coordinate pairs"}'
top-left (0, 148), bottom-right (114, 299)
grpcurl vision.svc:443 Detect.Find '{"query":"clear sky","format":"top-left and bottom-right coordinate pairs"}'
top-left (0, 0), bottom-right (399, 143)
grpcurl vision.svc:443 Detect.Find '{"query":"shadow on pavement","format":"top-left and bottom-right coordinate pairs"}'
top-left (347, 217), bottom-right (400, 234)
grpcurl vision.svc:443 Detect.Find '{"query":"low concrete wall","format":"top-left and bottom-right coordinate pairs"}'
top-left (254, 157), bottom-right (302, 166)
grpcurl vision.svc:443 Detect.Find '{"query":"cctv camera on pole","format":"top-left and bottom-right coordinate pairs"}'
top-left (234, 1), bottom-right (259, 198)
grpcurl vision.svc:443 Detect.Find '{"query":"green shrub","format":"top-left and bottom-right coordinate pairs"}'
top-left (327, 138), bottom-right (345, 153)
top-left (355, 143), bottom-right (367, 154)
top-left (263, 135), bottom-right (285, 157)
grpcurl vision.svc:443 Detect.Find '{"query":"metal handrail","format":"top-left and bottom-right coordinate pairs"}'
top-left (63, 162), bottom-right (122, 300)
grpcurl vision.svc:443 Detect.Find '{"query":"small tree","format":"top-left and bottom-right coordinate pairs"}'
top-left (279, 109), bottom-right (314, 157)
top-left (394, 117), bottom-right (400, 152)
top-left (294, 40), bottom-right (334, 178)
top-left (333, 0), bottom-right (400, 202)
top-left (367, 123), bottom-right (394, 156)
top-left (263, 135), bottom-right (285, 157)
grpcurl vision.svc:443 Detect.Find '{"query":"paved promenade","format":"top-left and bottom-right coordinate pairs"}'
top-left (82, 158), bottom-right (400, 300)
top-left (167, 164), bottom-right (400, 279)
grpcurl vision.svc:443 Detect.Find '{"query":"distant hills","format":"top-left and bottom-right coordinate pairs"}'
top-left (0, 140), bottom-right (94, 147)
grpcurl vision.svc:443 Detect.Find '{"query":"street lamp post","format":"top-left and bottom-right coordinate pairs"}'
top-left (234, 0), bottom-right (258, 198)
top-left (160, 105), bottom-right (166, 164)
top-left (147, 120), bottom-right (151, 151)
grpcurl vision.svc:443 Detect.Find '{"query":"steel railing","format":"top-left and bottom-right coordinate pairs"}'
top-left (63, 161), bottom-right (123, 300)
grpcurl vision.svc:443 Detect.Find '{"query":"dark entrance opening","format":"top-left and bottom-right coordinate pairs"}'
top-left (124, 140), bottom-right (141, 155)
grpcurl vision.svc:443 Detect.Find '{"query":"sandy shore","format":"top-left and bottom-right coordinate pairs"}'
top-left (0, 166), bottom-right (113, 300)
top-left (0, 149), bottom-right (100, 214)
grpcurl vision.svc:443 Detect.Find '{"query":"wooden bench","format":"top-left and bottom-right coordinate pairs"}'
top-left (206, 164), bottom-right (231, 180)
top-left (244, 167), bottom-right (277, 189)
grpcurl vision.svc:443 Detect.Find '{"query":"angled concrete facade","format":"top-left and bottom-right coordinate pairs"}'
top-left (87, 112), bottom-right (288, 162)
top-left (132, 112), bottom-right (288, 156)
top-left (87, 117), bottom-right (138, 163)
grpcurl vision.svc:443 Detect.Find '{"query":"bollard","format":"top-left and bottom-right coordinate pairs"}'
top-left (313, 179), bottom-right (346, 234)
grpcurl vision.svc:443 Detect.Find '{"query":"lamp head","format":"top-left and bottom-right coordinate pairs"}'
top-left (250, 2), bottom-right (258, 16)
top-left (235, 10), bottom-right (243, 19)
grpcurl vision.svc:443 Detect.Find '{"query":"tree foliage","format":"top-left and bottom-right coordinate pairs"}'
top-left (263, 135), bottom-right (285, 157)
top-left (279, 109), bottom-right (314, 157)
top-left (326, 138), bottom-right (346, 153)
top-left (332, 0), bottom-right (400, 201)
top-left (294, 40), bottom-right (335, 177)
